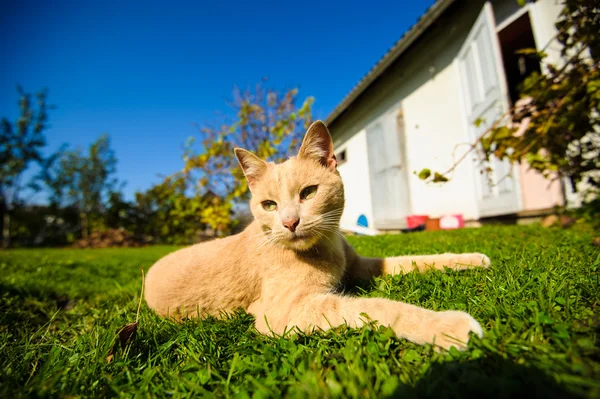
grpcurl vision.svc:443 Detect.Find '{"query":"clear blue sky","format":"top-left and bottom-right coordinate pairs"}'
top-left (1, 0), bottom-right (435, 201)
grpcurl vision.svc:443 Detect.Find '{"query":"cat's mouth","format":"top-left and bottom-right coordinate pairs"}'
top-left (289, 233), bottom-right (308, 242)
top-left (281, 230), bottom-right (319, 250)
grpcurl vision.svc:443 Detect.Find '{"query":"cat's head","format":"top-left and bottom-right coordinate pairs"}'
top-left (234, 121), bottom-right (345, 251)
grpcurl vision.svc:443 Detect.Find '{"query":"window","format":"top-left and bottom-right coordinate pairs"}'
top-left (335, 149), bottom-right (347, 165)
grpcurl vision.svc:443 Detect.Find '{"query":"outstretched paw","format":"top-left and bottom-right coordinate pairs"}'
top-left (453, 253), bottom-right (491, 270)
top-left (431, 311), bottom-right (484, 351)
top-left (476, 253), bottom-right (491, 268)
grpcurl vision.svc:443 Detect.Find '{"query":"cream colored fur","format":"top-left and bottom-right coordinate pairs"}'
top-left (145, 121), bottom-right (490, 351)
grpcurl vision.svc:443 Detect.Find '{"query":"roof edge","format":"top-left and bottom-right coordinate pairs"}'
top-left (325, 0), bottom-right (456, 127)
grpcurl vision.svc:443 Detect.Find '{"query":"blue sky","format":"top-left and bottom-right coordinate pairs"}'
top-left (1, 0), bottom-right (435, 201)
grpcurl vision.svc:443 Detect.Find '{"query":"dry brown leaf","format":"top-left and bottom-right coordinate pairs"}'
top-left (106, 269), bottom-right (145, 363)
top-left (559, 215), bottom-right (576, 228)
top-left (106, 321), bottom-right (139, 363)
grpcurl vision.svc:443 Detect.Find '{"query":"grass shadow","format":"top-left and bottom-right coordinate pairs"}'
top-left (388, 354), bottom-right (582, 399)
top-left (0, 282), bottom-right (72, 329)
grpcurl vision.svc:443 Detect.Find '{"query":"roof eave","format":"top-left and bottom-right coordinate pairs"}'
top-left (325, 0), bottom-right (456, 128)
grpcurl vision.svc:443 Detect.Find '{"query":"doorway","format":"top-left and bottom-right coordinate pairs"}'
top-left (497, 11), bottom-right (541, 106)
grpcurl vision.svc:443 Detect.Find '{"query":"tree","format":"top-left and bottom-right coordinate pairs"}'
top-left (48, 134), bottom-right (118, 238)
top-left (0, 86), bottom-right (52, 248)
top-left (418, 0), bottom-right (599, 199)
top-left (132, 173), bottom-right (210, 244)
top-left (105, 191), bottom-right (137, 232)
top-left (181, 83), bottom-right (314, 231)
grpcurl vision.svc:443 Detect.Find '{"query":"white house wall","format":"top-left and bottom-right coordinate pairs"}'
top-left (529, 0), bottom-right (564, 67)
top-left (402, 58), bottom-right (481, 219)
top-left (335, 130), bottom-right (379, 234)
top-left (328, 0), bottom-right (570, 231)
top-left (330, 1), bottom-right (487, 229)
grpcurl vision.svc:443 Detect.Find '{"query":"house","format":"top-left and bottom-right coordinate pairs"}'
top-left (326, 0), bottom-right (571, 234)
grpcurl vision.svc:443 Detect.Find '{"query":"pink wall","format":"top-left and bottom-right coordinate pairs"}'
top-left (519, 163), bottom-right (564, 211)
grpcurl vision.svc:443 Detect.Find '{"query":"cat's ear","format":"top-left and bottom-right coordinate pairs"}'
top-left (234, 148), bottom-right (268, 190)
top-left (298, 120), bottom-right (337, 171)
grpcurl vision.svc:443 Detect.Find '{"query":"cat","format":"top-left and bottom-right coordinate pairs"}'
top-left (145, 120), bottom-right (490, 351)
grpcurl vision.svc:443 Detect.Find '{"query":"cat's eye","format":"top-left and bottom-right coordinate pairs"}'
top-left (261, 200), bottom-right (277, 211)
top-left (300, 185), bottom-right (318, 200)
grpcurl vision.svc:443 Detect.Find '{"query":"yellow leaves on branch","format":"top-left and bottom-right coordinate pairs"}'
top-left (176, 86), bottom-right (314, 232)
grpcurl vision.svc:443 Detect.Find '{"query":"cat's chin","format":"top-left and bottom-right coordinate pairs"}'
top-left (281, 230), bottom-right (341, 252)
top-left (280, 234), bottom-right (321, 252)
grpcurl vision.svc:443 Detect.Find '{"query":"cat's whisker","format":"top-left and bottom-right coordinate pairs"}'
top-left (251, 238), bottom-right (268, 253)
top-left (318, 225), bottom-right (340, 233)
top-left (317, 227), bottom-right (346, 241)
top-left (256, 236), bottom-right (279, 251)
top-left (305, 224), bottom-right (340, 233)
top-left (319, 213), bottom-right (344, 219)
top-left (314, 223), bottom-right (341, 230)
top-left (321, 213), bottom-right (344, 219)
top-left (310, 216), bottom-right (342, 224)
top-left (316, 220), bottom-right (341, 227)
top-left (316, 216), bottom-right (343, 223)
top-left (242, 228), bottom-right (273, 242)
top-left (320, 207), bottom-right (345, 217)
top-left (317, 214), bottom-right (342, 220)
top-left (254, 239), bottom-right (274, 253)
top-left (244, 232), bottom-right (269, 243)
top-left (319, 216), bottom-right (343, 222)
top-left (252, 233), bottom-right (278, 253)
top-left (321, 212), bottom-right (343, 218)
top-left (314, 230), bottom-right (334, 246)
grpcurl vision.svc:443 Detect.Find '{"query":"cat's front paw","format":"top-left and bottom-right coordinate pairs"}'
top-left (430, 310), bottom-right (483, 351)
top-left (478, 253), bottom-right (491, 267)
top-left (454, 253), bottom-right (491, 269)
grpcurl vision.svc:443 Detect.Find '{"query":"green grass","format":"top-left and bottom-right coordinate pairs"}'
top-left (1, 224), bottom-right (599, 398)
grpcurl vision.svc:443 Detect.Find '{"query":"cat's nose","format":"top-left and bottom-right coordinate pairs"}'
top-left (282, 217), bottom-right (300, 232)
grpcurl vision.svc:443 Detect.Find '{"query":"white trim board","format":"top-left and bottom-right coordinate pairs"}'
top-left (496, 4), bottom-right (531, 32)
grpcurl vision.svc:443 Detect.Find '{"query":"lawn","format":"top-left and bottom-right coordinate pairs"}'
top-left (1, 224), bottom-right (599, 398)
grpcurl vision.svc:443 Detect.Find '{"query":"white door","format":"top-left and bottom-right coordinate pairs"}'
top-left (458, 2), bottom-right (521, 217)
top-left (366, 109), bottom-right (410, 229)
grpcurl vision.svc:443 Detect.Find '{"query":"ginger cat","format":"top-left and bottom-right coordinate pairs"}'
top-left (145, 121), bottom-right (490, 351)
